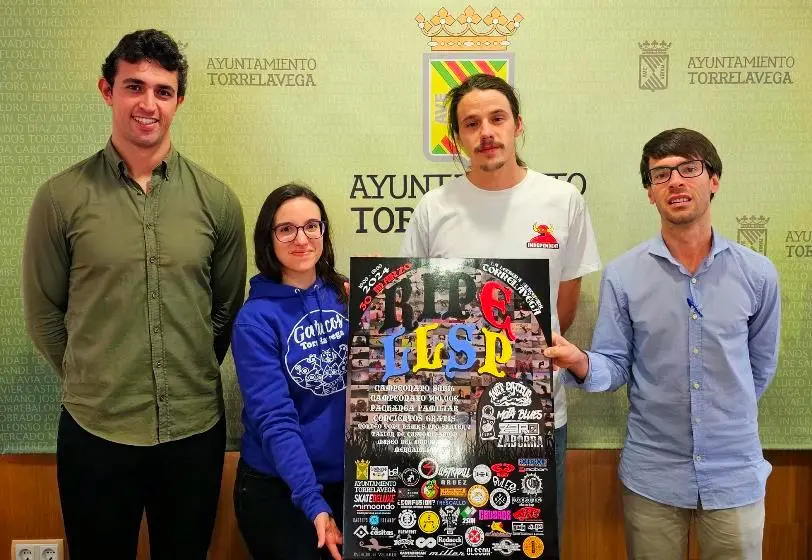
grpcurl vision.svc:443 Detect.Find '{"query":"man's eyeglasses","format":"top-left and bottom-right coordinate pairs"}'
top-left (273, 220), bottom-right (326, 243)
top-left (648, 160), bottom-right (711, 185)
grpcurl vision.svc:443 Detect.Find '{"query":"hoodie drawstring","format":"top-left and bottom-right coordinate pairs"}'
top-left (299, 283), bottom-right (325, 364)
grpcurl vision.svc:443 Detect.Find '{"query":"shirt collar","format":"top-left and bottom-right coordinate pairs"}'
top-left (647, 229), bottom-right (731, 269)
top-left (102, 138), bottom-right (178, 182)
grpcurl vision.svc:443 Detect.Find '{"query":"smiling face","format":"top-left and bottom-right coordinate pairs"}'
top-left (646, 155), bottom-right (719, 227)
top-left (99, 58), bottom-right (183, 156)
top-left (454, 88), bottom-right (523, 175)
top-left (272, 196), bottom-right (324, 288)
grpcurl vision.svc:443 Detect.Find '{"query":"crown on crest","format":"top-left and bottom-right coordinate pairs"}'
top-left (415, 6), bottom-right (524, 51)
top-left (736, 215), bottom-right (770, 228)
top-left (638, 40), bottom-right (671, 54)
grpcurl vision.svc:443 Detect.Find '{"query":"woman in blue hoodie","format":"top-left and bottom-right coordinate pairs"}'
top-left (232, 183), bottom-right (347, 560)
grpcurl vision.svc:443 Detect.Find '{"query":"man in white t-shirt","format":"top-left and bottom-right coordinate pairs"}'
top-left (400, 74), bottom-right (601, 537)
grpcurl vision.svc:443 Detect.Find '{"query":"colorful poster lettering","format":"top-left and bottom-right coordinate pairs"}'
top-left (344, 257), bottom-right (558, 559)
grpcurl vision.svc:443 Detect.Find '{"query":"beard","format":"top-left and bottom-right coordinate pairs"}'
top-left (478, 159), bottom-right (506, 173)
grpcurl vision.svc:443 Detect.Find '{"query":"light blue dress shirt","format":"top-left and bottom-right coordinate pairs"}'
top-left (564, 232), bottom-right (781, 509)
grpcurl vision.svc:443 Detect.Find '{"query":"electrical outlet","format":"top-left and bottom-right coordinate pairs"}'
top-left (10, 540), bottom-right (63, 560)
top-left (13, 544), bottom-right (35, 560)
top-left (39, 545), bottom-right (60, 560)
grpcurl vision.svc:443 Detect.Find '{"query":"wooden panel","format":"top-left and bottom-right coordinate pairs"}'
top-left (2, 451), bottom-right (810, 559)
top-left (0, 455), bottom-right (64, 544)
top-left (761, 452), bottom-right (811, 560)
top-left (564, 449), bottom-right (626, 559)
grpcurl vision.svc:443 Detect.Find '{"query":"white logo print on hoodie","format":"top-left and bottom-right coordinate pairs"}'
top-left (285, 309), bottom-right (348, 396)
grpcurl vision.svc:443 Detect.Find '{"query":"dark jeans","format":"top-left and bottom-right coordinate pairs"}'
top-left (56, 408), bottom-right (225, 560)
top-left (234, 458), bottom-right (344, 560)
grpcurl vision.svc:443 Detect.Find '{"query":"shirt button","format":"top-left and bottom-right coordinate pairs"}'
top-left (694, 417), bottom-right (701, 424)
top-left (146, 223), bottom-right (153, 229)
top-left (151, 291), bottom-right (158, 299)
top-left (156, 361), bottom-right (162, 368)
top-left (691, 278), bottom-right (697, 284)
top-left (159, 394), bottom-right (167, 402)
top-left (153, 326), bottom-right (160, 334)
top-left (691, 313), bottom-right (698, 320)
top-left (692, 382), bottom-right (700, 390)
top-left (695, 455), bottom-right (702, 462)
top-left (149, 256), bottom-right (156, 264)
top-left (692, 347), bottom-right (700, 355)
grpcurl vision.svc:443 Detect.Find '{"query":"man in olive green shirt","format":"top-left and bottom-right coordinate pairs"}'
top-left (21, 29), bottom-right (247, 559)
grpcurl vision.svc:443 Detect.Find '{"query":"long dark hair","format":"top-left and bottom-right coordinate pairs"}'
top-left (446, 73), bottom-right (526, 169)
top-left (254, 183), bottom-right (347, 303)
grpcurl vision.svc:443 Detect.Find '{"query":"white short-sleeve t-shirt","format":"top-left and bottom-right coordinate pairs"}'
top-left (400, 169), bottom-right (602, 428)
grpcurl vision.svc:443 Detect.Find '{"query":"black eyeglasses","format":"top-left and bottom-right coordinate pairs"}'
top-left (648, 160), bottom-right (710, 185)
top-left (272, 220), bottom-right (326, 243)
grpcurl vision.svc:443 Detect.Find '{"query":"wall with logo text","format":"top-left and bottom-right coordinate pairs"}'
top-left (1, 1), bottom-right (810, 453)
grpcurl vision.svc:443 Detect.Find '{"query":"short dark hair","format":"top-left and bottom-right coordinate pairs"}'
top-left (640, 128), bottom-right (722, 193)
top-left (445, 73), bottom-right (526, 168)
top-left (101, 29), bottom-right (188, 97)
top-left (254, 183), bottom-right (347, 303)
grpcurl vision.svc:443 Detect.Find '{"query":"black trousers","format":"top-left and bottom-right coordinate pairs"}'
top-left (56, 408), bottom-right (225, 560)
top-left (234, 458), bottom-right (344, 560)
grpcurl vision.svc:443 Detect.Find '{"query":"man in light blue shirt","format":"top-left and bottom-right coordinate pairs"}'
top-left (544, 128), bottom-right (780, 560)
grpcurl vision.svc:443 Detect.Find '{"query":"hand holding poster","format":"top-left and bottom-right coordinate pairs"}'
top-left (344, 257), bottom-right (558, 559)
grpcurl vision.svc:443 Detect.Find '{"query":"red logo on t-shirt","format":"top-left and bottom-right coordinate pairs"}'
top-left (527, 223), bottom-right (560, 249)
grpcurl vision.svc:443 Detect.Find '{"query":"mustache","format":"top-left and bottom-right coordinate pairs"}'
top-left (475, 141), bottom-right (504, 152)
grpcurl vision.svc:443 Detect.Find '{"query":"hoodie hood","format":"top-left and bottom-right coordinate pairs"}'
top-left (246, 273), bottom-right (324, 301)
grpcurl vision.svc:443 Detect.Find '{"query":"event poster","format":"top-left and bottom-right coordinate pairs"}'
top-left (344, 257), bottom-right (557, 559)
